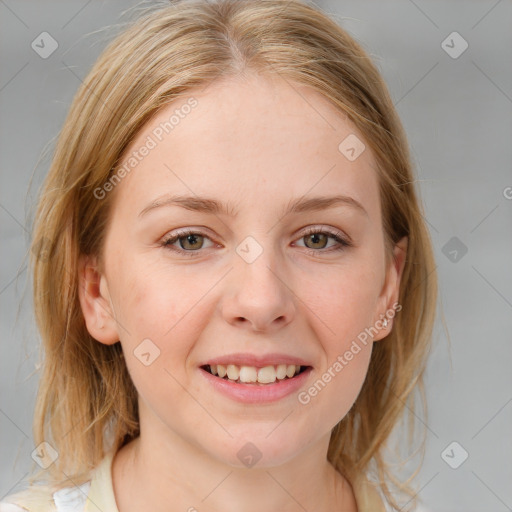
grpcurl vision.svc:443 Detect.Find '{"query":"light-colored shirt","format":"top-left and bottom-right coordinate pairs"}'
top-left (0, 449), bottom-right (387, 511)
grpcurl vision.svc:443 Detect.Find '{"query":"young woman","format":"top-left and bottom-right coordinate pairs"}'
top-left (1, 1), bottom-right (437, 510)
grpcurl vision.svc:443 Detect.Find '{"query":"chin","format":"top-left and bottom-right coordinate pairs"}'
top-left (207, 431), bottom-right (308, 470)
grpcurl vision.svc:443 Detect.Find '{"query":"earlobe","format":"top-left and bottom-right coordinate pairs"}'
top-left (77, 255), bottom-right (120, 345)
top-left (373, 236), bottom-right (408, 341)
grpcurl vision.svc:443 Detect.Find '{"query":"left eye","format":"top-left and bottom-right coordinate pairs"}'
top-left (294, 228), bottom-right (349, 252)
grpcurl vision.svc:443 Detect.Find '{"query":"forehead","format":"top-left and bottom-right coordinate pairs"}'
top-left (112, 72), bottom-right (380, 221)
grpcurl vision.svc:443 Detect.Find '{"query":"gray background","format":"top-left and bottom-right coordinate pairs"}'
top-left (1, 1), bottom-right (511, 511)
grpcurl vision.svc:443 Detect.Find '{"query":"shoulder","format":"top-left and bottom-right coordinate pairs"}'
top-left (0, 504), bottom-right (29, 512)
top-left (0, 449), bottom-right (117, 512)
top-left (348, 471), bottom-right (388, 512)
top-left (0, 481), bottom-right (91, 512)
top-left (348, 472), bottom-right (436, 512)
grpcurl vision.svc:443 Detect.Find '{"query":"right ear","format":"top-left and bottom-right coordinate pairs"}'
top-left (78, 254), bottom-right (120, 345)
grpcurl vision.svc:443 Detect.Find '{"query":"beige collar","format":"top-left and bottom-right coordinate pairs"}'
top-left (85, 450), bottom-right (119, 512)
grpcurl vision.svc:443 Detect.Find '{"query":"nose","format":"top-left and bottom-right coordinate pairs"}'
top-left (220, 241), bottom-right (296, 333)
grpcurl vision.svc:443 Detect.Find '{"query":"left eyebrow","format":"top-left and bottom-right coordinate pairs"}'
top-left (138, 193), bottom-right (368, 219)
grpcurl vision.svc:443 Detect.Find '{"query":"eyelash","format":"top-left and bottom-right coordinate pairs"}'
top-left (160, 226), bottom-right (352, 258)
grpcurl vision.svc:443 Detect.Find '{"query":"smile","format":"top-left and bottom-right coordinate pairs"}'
top-left (201, 364), bottom-right (309, 385)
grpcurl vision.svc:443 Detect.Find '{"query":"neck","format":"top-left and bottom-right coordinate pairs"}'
top-left (112, 424), bottom-right (356, 512)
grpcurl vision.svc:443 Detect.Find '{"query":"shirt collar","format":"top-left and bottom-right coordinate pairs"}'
top-left (85, 449), bottom-right (120, 512)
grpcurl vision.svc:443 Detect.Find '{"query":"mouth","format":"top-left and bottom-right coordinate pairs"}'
top-left (200, 363), bottom-right (311, 385)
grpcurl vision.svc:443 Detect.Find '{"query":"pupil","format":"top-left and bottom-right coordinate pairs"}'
top-left (183, 234), bottom-right (201, 249)
top-left (308, 233), bottom-right (326, 249)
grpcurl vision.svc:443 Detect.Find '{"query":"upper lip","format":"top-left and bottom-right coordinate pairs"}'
top-left (200, 353), bottom-right (312, 368)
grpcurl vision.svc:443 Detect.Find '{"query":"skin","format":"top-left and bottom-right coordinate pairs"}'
top-left (78, 70), bottom-right (407, 512)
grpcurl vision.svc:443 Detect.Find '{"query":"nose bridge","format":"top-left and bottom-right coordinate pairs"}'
top-left (222, 232), bottom-right (295, 331)
top-left (235, 232), bottom-right (286, 296)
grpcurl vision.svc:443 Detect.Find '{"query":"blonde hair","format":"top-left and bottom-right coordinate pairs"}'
top-left (28, 0), bottom-right (438, 509)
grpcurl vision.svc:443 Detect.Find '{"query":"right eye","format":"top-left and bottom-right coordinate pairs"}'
top-left (161, 229), bottom-right (216, 255)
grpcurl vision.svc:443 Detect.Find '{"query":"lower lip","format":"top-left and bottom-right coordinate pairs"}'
top-left (199, 367), bottom-right (313, 404)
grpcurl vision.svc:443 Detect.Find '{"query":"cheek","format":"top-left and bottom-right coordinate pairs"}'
top-left (109, 256), bottom-right (214, 378)
top-left (300, 341), bottom-right (373, 429)
top-left (296, 257), bottom-right (379, 418)
top-left (303, 257), bottom-right (381, 343)
top-left (110, 255), bottom-right (199, 337)
top-left (110, 265), bottom-right (201, 411)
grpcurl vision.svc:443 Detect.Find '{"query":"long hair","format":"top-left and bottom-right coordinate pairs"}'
top-left (27, 1), bottom-right (438, 509)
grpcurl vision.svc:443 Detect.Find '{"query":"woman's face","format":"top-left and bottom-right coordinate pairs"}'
top-left (80, 71), bottom-right (406, 468)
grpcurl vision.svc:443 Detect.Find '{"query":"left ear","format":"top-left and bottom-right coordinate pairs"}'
top-left (372, 236), bottom-right (408, 341)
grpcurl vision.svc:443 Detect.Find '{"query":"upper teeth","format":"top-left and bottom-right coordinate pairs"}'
top-left (209, 364), bottom-right (302, 384)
